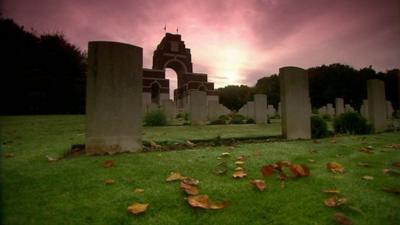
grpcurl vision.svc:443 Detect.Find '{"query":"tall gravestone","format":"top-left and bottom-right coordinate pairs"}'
top-left (207, 100), bottom-right (219, 121)
top-left (238, 103), bottom-right (248, 117)
top-left (279, 66), bottom-right (311, 139)
top-left (161, 99), bottom-right (176, 121)
top-left (360, 99), bottom-right (369, 120)
top-left (386, 101), bottom-right (394, 119)
top-left (247, 101), bottom-right (255, 120)
top-left (327, 103), bottom-right (335, 117)
top-left (367, 79), bottom-right (387, 132)
top-left (254, 94), bottom-right (267, 124)
top-left (86, 41), bottom-right (142, 154)
top-left (335, 98), bottom-right (344, 116)
top-left (190, 91), bottom-right (207, 125)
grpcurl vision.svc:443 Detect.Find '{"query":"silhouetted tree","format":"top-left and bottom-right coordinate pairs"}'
top-left (0, 18), bottom-right (86, 114)
top-left (217, 85), bottom-right (253, 111)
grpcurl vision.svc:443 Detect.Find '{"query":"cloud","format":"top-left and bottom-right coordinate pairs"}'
top-left (3, 0), bottom-right (400, 87)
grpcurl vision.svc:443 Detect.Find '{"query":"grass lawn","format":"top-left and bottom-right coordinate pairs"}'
top-left (1, 115), bottom-right (399, 225)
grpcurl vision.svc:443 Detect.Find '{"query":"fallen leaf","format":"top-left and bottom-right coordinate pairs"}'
top-left (324, 196), bottom-right (348, 208)
top-left (235, 161), bottom-right (245, 166)
top-left (251, 179), bottom-right (266, 191)
top-left (150, 141), bottom-right (161, 149)
top-left (323, 188), bottom-right (340, 194)
top-left (279, 171), bottom-right (288, 181)
top-left (358, 162), bottom-right (371, 167)
top-left (276, 160), bottom-right (292, 168)
top-left (334, 212), bottom-right (353, 225)
top-left (182, 177), bottom-right (200, 185)
top-left (46, 156), bottom-right (58, 162)
top-left (362, 175), bottom-right (374, 180)
top-left (359, 147), bottom-right (373, 154)
top-left (389, 144), bottom-right (400, 149)
top-left (134, 188), bottom-right (144, 193)
top-left (103, 160), bottom-right (114, 168)
top-left (180, 181), bottom-right (199, 195)
top-left (235, 167), bottom-right (243, 171)
top-left (383, 168), bottom-right (400, 176)
top-left (187, 195), bottom-right (229, 209)
top-left (221, 152), bottom-right (230, 157)
top-left (261, 165), bottom-right (275, 177)
top-left (290, 164), bottom-right (310, 177)
top-left (236, 155), bottom-right (245, 161)
top-left (308, 159), bottom-right (315, 163)
top-left (330, 139), bottom-right (337, 144)
top-left (127, 203), bottom-right (149, 215)
top-left (383, 188), bottom-right (400, 194)
top-left (104, 179), bottom-right (115, 185)
top-left (186, 140), bottom-right (195, 147)
top-left (327, 162), bottom-right (345, 174)
top-left (233, 170), bottom-right (247, 178)
top-left (166, 172), bottom-right (186, 182)
top-left (392, 162), bottom-right (400, 168)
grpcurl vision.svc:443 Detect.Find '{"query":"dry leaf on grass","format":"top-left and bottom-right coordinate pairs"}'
top-left (46, 156), bottom-right (58, 162)
top-left (186, 140), bottom-right (195, 147)
top-left (334, 212), bottom-right (353, 225)
top-left (261, 165), bottom-right (275, 177)
top-left (187, 195), bottom-right (229, 209)
top-left (127, 203), bottom-right (149, 215)
top-left (383, 168), bottom-right (400, 176)
top-left (104, 179), bottom-right (115, 185)
top-left (323, 188), bottom-right (340, 194)
top-left (236, 155), bottom-right (245, 161)
top-left (180, 181), bottom-right (199, 195)
top-left (362, 175), bottom-right (374, 180)
top-left (308, 159), bottom-right (315, 163)
top-left (233, 170), bottom-right (247, 178)
top-left (4, 153), bottom-right (14, 158)
top-left (359, 147), bottom-right (374, 154)
top-left (290, 164), bottom-right (310, 177)
top-left (134, 188), bottom-right (145, 193)
top-left (221, 152), bottom-right (230, 157)
top-left (150, 141), bottom-right (161, 149)
top-left (251, 179), bottom-right (266, 191)
top-left (324, 196), bottom-right (348, 208)
top-left (103, 160), bottom-right (114, 168)
top-left (392, 162), bottom-right (400, 168)
top-left (182, 177), bottom-right (200, 185)
top-left (235, 161), bottom-right (245, 166)
top-left (327, 162), bottom-right (345, 174)
top-left (166, 172), bottom-right (186, 182)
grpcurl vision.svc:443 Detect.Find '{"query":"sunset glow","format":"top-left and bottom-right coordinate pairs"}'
top-left (3, 0), bottom-right (400, 88)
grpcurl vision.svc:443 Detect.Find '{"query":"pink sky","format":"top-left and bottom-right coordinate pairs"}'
top-left (3, 0), bottom-right (400, 92)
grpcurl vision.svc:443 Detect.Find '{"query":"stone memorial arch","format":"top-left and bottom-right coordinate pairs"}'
top-left (142, 33), bottom-right (218, 109)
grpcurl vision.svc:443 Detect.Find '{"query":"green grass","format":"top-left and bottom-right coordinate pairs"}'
top-left (1, 115), bottom-right (400, 225)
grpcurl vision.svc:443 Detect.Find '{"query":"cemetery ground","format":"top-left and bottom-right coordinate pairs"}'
top-left (1, 115), bottom-right (399, 225)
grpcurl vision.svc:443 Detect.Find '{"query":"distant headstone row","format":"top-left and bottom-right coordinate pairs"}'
top-left (85, 41), bottom-right (399, 154)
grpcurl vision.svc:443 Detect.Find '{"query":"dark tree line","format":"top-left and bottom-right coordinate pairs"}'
top-left (1, 18), bottom-right (399, 115)
top-left (218, 64), bottom-right (399, 112)
top-left (0, 18), bottom-right (86, 115)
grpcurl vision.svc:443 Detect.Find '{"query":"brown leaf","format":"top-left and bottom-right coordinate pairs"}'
top-left (362, 175), bottom-right (374, 180)
top-left (383, 168), bottom-right (400, 176)
top-left (251, 179), bottom-right (266, 191)
top-left (392, 162), bottom-right (400, 168)
top-left (276, 160), bottom-right (292, 168)
top-left (308, 159), bottom-right (315, 163)
top-left (134, 188), bottom-right (145, 193)
top-left (233, 170), bottom-right (247, 178)
top-left (150, 141), bottom-right (161, 149)
top-left (104, 179), bottom-right (115, 185)
top-left (383, 187), bottom-right (400, 194)
top-left (327, 162), bottom-right (345, 174)
top-left (187, 195), bottom-right (229, 209)
top-left (103, 160), bottom-right (114, 168)
top-left (279, 171), bottom-right (288, 181)
top-left (187, 195), bottom-right (210, 209)
top-left (334, 212), bottom-right (353, 225)
top-left (180, 181), bottom-right (199, 195)
top-left (323, 188), bottom-right (340, 194)
top-left (290, 164), bottom-right (310, 177)
top-left (182, 177), bottom-right (200, 186)
top-left (186, 140), bottom-right (195, 147)
top-left (221, 152), bottom-right (230, 157)
top-left (330, 139), bottom-right (337, 144)
top-left (235, 161), bottom-right (245, 166)
top-left (166, 172), bottom-right (186, 182)
top-left (236, 155), bottom-right (245, 161)
top-left (127, 203), bottom-right (149, 215)
top-left (324, 196), bottom-right (347, 208)
top-left (261, 165), bottom-right (275, 177)
top-left (46, 156), bottom-right (58, 162)
top-left (359, 147), bottom-right (373, 154)
top-left (4, 153), bottom-right (14, 158)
